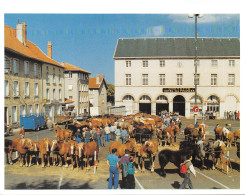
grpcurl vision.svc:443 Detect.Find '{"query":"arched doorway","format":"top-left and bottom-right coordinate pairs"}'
top-left (156, 95), bottom-right (169, 116)
top-left (123, 95), bottom-right (135, 115)
top-left (139, 95), bottom-right (151, 114)
top-left (173, 95), bottom-right (185, 116)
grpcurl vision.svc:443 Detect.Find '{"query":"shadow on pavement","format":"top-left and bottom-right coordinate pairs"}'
top-left (171, 181), bottom-right (180, 189)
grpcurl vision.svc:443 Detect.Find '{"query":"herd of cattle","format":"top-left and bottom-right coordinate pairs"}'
top-left (4, 113), bottom-right (240, 177)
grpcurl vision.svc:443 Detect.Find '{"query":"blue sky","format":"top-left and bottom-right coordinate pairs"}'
top-left (4, 14), bottom-right (240, 84)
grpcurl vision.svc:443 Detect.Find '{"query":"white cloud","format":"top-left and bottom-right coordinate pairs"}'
top-left (168, 14), bottom-right (239, 24)
top-left (146, 25), bottom-right (165, 36)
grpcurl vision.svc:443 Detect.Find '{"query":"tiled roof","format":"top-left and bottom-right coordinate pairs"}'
top-left (4, 25), bottom-right (64, 68)
top-left (114, 37), bottom-right (240, 58)
top-left (61, 62), bottom-right (90, 74)
top-left (89, 77), bottom-right (103, 89)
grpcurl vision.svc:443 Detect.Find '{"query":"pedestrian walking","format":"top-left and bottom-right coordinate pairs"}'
top-left (19, 125), bottom-right (25, 138)
top-left (179, 154), bottom-right (197, 189)
top-left (115, 127), bottom-right (121, 142)
top-left (105, 124), bottom-right (111, 142)
top-left (74, 129), bottom-right (82, 143)
top-left (84, 129), bottom-right (92, 143)
top-left (100, 126), bottom-right (106, 147)
top-left (96, 126), bottom-right (101, 147)
top-left (110, 123), bottom-right (117, 141)
top-left (107, 148), bottom-right (120, 189)
top-left (92, 128), bottom-right (98, 143)
top-left (121, 128), bottom-right (128, 144)
top-left (119, 149), bottom-right (130, 189)
top-left (125, 156), bottom-right (136, 189)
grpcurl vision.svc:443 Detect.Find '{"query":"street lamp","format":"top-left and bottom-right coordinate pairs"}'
top-left (188, 14), bottom-right (203, 124)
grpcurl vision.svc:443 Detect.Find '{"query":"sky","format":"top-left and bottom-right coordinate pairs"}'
top-left (4, 14), bottom-right (240, 84)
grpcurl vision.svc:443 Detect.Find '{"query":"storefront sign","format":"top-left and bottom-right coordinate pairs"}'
top-left (162, 88), bottom-right (195, 93)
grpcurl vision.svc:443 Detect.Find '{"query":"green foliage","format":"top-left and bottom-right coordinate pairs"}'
top-left (107, 83), bottom-right (115, 103)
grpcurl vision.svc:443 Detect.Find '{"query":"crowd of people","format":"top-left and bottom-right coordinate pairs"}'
top-left (72, 124), bottom-right (129, 147)
top-left (224, 110), bottom-right (240, 120)
top-left (160, 111), bottom-right (182, 129)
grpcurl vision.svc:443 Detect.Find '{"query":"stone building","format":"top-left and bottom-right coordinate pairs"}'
top-left (4, 22), bottom-right (65, 125)
top-left (61, 62), bottom-right (90, 116)
top-left (89, 74), bottom-right (108, 116)
top-left (113, 38), bottom-right (240, 119)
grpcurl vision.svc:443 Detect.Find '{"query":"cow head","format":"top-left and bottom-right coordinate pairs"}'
top-left (22, 138), bottom-right (34, 151)
top-left (51, 139), bottom-right (58, 152)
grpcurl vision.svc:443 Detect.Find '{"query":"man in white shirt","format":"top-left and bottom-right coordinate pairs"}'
top-left (179, 154), bottom-right (197, 189)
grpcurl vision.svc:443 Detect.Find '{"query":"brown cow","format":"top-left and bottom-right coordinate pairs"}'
top-left (10, 138), bottom-right (34, 167)
top-left (139, 140), bottom-right (158, 173)
top-left (67, 140), bottom-right (78, 169)
top-left (109, 139), bottom-right (138, 158)
top-left (39, 138), bottom-right (52, 168)
top-left (75, 142), bottom-right (85, 170)
top-left (28, 141), bottom-right (40, 166)
top-left (83, 141), bottom-right (99, 171)
top-left (234, 130), bottom-right (240, 146)
top-left (55, 125), bottom-right (72, 142)
top-left (214, 125), bottom-right (223, 140)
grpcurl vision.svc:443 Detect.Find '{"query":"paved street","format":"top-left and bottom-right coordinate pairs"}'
top-left (4, 118), bottom-right (240, 190)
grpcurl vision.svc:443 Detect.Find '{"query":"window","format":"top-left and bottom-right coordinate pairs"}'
top-left (211, 74), bottom-right (217, 86)
top-left (35, 104), bottom-right (39, 114)
top-left (126, 74), bottom-right (131, 85)
top-left (13, 81), bottom-right (19, 96)
top-left (79, 92), bottom-right (81, 102)
top-left (160, 74), bottom-right (165, 85)
top-left (20, 105), bottom-right (26, 116)
top-left (142, 74), bottom-right (148, 85)
top-left (13, 59), bottom-right (19, 74)
top-left (59, 89), bottom-right (62, 99)
top-left (143, 60), bottom-right (148, 67)
top-left (24, 82), bottom-right (30, 96)
top-left (123, 95), bottom-right (134, 101)
top-left (69, 72), bottom-right (72, 78)
top-left (34, 63), bottom-right (38, 77)
top-left (140, 95), bottom-right (151, 101)
top-left (160, 60), bottom-right (165, 67)
top-left (46, 88), bottom-right (50, 100)
top-left (177, 61), bottom-right (182, 67)
top-left (5, 57), bottom-right (10, 73)
top-left (211, 60), bottom-right (218, 67)
top-left (46, 71), bottom-right (49, 83)
top-left (24, 61), bottom-right (29, 75)
top-left (68, 85), bottom-right (73, 90)
top-left (69, 96), bottom-right (73, 100)
top-left (207, 96), bottom-right (220, 112)
top-left (157, 95), bottom-right (168, 102)
top-left (28, 105), bottom-right (32, 114)
top-left (194, 74), bottom-right (200, 85)
top-left (53, 89), bottom-right (56, 100)
top-left (228, 74), bottom-right (235, 85)
top-left (53, 73), bottom-right (56, 84)
top-left (190, 96), bottom-right (203, 113)
top-left (34, 83), bottom-right (38, 96)
top-left (126, 61), bottom-right (131, 67)
top-left (5, 80), bottom-right (9, 96)
top-left (59, 74), bottom-right (61, 84)
top-left (229, 60), bottom-right (235, 67)
top-left (177, 74), bottom-right (183, 85)
top-left (12, 106), bottom-right (17, 122)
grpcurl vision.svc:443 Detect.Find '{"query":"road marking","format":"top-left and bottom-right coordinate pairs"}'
top-left (196, 170), bottom-right (230, 189)
top-left (57, 168), bottom-right (64, 189)
top-left (135, 176), bottom-right (144, 189)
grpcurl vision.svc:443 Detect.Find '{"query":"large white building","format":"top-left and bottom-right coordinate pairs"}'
top-left (113, 38), bottom-right (240, 119)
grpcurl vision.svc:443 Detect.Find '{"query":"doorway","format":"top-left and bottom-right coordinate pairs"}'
top-left (139, 103), bottom-right (151, 114)
top-left (156, 103), bottom-right (169, 116)
top-left (173, 95), bottom-right (185, 116)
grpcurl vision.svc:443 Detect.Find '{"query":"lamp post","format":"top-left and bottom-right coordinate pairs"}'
top-left (188, 14), bottom-right (203, 124)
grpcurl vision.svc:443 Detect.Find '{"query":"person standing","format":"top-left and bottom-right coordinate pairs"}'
top-left (19, 125), bottom-right (25, 138)
top-left (115, 127), bottom-right (121, 142)
top-left (237, 111), bottom-right (240, 120)
top-left (105, 124), bottom-right (111, 142)
top-left (234, 110), bottom-right (237, 120)
top-left (96, 126), bottom-right (101, 147)
top-left (74, 129), bottom-right (82, 143)
top-left (179, 154), bottom-right (197, 189)
top-left (110, 123), bottom-right (116, 141)
top-left (119, 149), bottom-right (130, 189)
top-left (92, 128), bottom-right (98, 143)
top-left (100, 126), bottom-right (106, 147)
top-left (84, 129), bottom-right (92, 143)
top-left (224, 111), bottom-right (227, 120)
top-left (125, 156), bottom-right (136, 189)
top-left (107, 148), bottom-right (120, 189)
top-left (121, 128), bottom-right (128, 144)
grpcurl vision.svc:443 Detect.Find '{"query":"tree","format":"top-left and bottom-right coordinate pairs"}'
top-left (107, 83), bottom-right (115, 103)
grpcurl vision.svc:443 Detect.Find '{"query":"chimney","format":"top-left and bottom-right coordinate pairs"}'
top-left (47, 41), bottom-right (52, 59)
top-left (96, 74), bottom-right (100, 84)
top-left (16, 22), bottom-right (27, 46)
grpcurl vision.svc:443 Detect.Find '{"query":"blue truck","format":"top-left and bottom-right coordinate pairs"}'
top-left (20, 113), bottom-right (46, 131)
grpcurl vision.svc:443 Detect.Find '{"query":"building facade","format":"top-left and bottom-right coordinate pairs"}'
top-left (4, 22), bottom-right (65, 125)
top-left (61, 62), bottom-right (90, 116)
top-left (113, 38), bottom-right (240, 119)
top-left (89, 74), bottom-right (108, 116)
